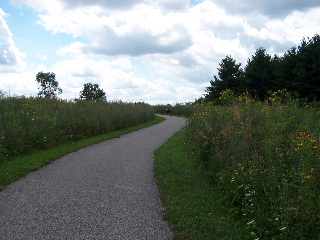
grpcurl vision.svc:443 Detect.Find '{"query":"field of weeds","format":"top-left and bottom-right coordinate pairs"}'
top-left (0, 97), bottom-right (154, 162)
top-left (187, 90), bottom-right (320, 239)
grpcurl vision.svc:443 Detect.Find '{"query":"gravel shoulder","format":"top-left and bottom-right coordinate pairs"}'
top-left (0, 115), bottom-right (187, 240)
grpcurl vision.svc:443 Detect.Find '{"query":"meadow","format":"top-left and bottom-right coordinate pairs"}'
top-left (183, 89), bottom-right (320, 239)
top-left (0, 97), bottom-right (155, 162)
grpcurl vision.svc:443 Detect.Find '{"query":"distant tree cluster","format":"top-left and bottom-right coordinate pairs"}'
top-left (205, 34), bottom-right (320, 102)
top-left (35, 72), bottom-right (106, 101)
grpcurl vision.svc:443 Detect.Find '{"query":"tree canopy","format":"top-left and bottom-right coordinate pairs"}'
top-left (205, 55), bottom-right (244, 101)
top-left (204, 34), bottom-right (320, 101)
top-left (79, 83), bottom-right (106, 101)
top-left (36, 72), bottom-right (62, 98)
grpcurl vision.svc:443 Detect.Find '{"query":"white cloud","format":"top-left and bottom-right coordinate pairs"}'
top-left (265, 8), bottom-right (320, 44)
top-left (110, 57), bottom-right (133, 70)
top-left (4, 0), bottom-right (320, 103)
top-left (57, 41), bottom-right (87, 55)
top-left (0, 71), bottom-right (38, 95)
top-left (46, 57), bottom-right (202, 104)
top-left (37, 54), bottom-right (48, 61)
top-left (156, 0), bottom-right (190, 11)
top-left (60, 0), bottom-right (145, 10)
top-left (39, 4), bottom-right (192, 56)
top-left (210, 0), bottom-right (320, 18)
top-left (0, 9), bottom-right (26, 70)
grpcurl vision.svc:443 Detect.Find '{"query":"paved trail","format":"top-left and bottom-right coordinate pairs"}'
top-left (0, 115), bottom-right (186, 240)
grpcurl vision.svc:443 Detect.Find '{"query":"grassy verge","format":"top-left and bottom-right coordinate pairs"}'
top-left (0, 115), bottom-right (165, 190)
top-left (154, 128), bottom-right (249, 240)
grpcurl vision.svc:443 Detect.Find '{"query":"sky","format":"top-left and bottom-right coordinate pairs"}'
top-left (0, 0), bottom-right (319, 104)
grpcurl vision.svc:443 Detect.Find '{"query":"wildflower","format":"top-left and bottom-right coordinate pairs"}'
top-left (280, 227), bottom-right (287, 231)
top-left (247, 220), bottom-right (255, 225)
top-left (305, 174), bottom-right (312, 179)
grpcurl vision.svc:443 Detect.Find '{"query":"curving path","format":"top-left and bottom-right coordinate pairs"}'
top-left (0, 115), bottom-right (187, 240)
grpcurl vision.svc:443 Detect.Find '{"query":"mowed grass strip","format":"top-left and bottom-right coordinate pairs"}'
top-left (154, 128), bottom-right (248, 240)
top-left (0, 115), bottom-right (165, 190)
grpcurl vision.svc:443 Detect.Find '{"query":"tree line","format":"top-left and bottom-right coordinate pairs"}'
top-left (204, 34), bottom-right (320, 102)
top-left (35, 72), bottom-right (106, 101)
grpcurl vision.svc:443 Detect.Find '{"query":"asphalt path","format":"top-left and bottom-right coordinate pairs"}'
top-left (0, 115), bottom-right (187, 240)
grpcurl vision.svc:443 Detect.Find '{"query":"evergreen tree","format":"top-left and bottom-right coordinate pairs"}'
top-left (293, 34), bottom-right (320, 100)
top-left (277, 47), bottom-right (298, 92)
top-left (205, 55), bottom-right (244, 101)
top-left (244, 48), bottom-right (276, 100)
top-left (202, 34), bottom-right (320, 103)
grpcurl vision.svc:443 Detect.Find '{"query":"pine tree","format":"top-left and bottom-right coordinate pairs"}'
top-left (205, 55), bottom-right (244, 101)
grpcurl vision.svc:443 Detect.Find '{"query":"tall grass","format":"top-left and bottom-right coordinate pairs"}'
top-left (153, 103), bottom-right (197, 116)
top-left (0, 97), bottom-right (154, 162)
top-left (187, 89), bottom-right (320, 239)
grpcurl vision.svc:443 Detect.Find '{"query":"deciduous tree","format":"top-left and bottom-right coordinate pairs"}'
top-left (79, 83), bottom-right (106, 101)
top-left (36, 72), bottom-right (62, 98)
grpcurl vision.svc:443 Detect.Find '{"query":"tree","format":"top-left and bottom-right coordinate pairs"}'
top-left (0, 90), bottom-right (5, 99)
top-left (292, 34), bottom-right (320, 100)
top-left (244, 48), bottom-right (276, 100)
top-left (275, 47), bottom-right (297, 91)
top-left (79, 83), bottom-right (106, 101)
top-left (205, 55), bottom-right (244, 101)
top-left (36, 72), bottom-right (62, 98)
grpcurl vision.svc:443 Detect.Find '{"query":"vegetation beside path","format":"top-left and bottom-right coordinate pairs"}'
top-left (0, 97), bottom-right (155, 162)
top-left (155, 90), bottom-right (320, 240)
top-left (0, 116), bottom-right (165, 190)
top-left (155, 128), bottom-right (249, 240)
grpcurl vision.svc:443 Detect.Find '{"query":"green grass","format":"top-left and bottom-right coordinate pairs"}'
top-left (154, 128), bottom-right (249, 240)
top-left (0, 115), bottom-right (165, 190)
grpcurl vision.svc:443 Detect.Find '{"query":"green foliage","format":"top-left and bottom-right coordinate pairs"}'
top-left (36, 72), bottom-right (62, 98)
top-left (244, 47), bottom-right (277, 99)
top-left (205, 55), bottom-right (244, 101)
top-left (291, 35), bottom-right (320, 100)
top-left (205, 34), bottom-right (320, 102)
top-left (79, 83), bottom-right (106, 101)
top-left (155, 129), bottom-right (249, 240)
top-left (0, 97), bottom-right (154, 161)
top-left (0, 90), bottom-right (5, 99)
top-left (187, 90), bottom-right (320, 239)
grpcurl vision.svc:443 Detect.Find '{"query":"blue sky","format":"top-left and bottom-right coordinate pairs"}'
top-left (1, 0), bottom-right (320, 104)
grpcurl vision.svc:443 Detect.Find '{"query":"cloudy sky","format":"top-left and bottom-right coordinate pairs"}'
top-left (0, 0), bottom-right (319, 104)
